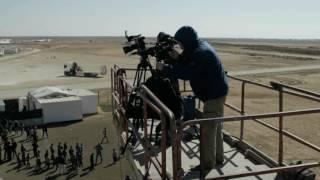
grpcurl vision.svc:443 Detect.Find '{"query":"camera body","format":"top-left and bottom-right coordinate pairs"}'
top-left (123, 31), bottom-right (177, 63)
top-left (123, 34), bottom-right (146, 55)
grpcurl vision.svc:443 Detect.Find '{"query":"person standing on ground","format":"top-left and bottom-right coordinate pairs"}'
top-left (21, 149), bottom-right (26, 166)
top-left (16, 152), bottom-right (21, 168)
top-left (112, 148), bottom-right (118, 164)
top-left (69, 145), bottom-right (74, 160)
top-left (50, 143), bottom-right (54, 157)
top-left (90, 153), bottom-right (95, 170)
top-left (11, 139), bottom-right (17, 159)
top-left (44, 150), bottom-right (50, 169)
top-left (80, 143), bottom-right (83, 155)
top-left (101, 127), bottom-right (109, 143)
top-left (4, 141), bottom-right (9, 160)
top-left (20, 123), bottom-right (24, 135)
top-left (7, 141), bottom-right (12, 161)
top-left (77, 151), bottom-right (83, 168)
top-left (26, 153), bottom-right (30, 168)
top-left (157, 26), bottom-right (229, 177)
top-left (63, 142), bottom-right (68, 151)
top-left (57, 142), bottom-right (62, 152)
top-left (21, 143), bottom-right (26, 165)
top-left (75, 142), bottom-right (80, 153)
top-left (36, 156), bottom-right (42, 173)
top-left (95, 143), bottom-right (103, 165)
top-left (32, 141), bottom-right (38, 158)
top-left (0, 144), bottom-right (2, 162)
top-left (62, 147), bottom-right (67, 161)
top-left (42, 125), bottom-right (48, 138)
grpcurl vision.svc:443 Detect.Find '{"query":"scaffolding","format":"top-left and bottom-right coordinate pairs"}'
top-left (111, 65), bottom-right (320, 180)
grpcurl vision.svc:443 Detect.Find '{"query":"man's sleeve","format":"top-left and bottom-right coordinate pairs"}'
top-left (163, 53), bottom-right (205, 80)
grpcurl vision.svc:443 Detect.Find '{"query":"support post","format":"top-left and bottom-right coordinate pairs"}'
top-left (240, 82), bottom-right (245, 140)
top-left (278, 86), bottom-right (284, 166)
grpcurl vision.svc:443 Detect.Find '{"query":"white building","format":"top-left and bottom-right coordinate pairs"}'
top-left (0, 39), bottom-right (13, 44)
top-left (37, 97), bottom-right (83, 124)
top-left (22, 86), bottom-right (98, 124)
top-left (0, 100), bottom-right (5, 112)
top-left (4, 47), bottom-right (19, 54)
top-left (0, 48), bottom-right (4, 56)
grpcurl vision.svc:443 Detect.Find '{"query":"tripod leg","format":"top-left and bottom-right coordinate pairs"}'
top-left (121, 134), bottom-right (133, 155)
top-left (149, 118), bottom-right (154, 143)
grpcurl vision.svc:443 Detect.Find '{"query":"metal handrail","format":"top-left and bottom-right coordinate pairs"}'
top-left (271, 81), bottom-right (320, 98)
top-left (181, 108), bottom-right (320, 129)
top-left (178, 75), bottom-right (320, 179)
top-left (112, 66), bottom-right (320, 180)
top-left (228, 74), bottom-right (320, 102)
top-left (111, 67), bottom-right (175, 180)
top-left (207, 162), bottom-right (320, 180)
top-left (224, 102), bottom-right (320, 152)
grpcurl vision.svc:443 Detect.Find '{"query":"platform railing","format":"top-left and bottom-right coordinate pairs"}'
top-left (111, 65), bottom-right (176, 180)
top-left (111, 65), bottom-right (320, 180)
top-left (176, 74), bottom-right (320, 179)
top-left (226, 74), bottom-right (320, 165)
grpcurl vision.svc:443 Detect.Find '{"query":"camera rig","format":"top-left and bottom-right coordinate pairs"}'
top-left (121, 31), bottom-right (183, 153)
top-left (123, 31), bottom-right (178, 86)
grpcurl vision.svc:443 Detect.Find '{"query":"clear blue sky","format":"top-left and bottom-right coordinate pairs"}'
top-left (1, 0), bottom-right (320, 39)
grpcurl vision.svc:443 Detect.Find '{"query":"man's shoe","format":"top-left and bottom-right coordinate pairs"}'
top-left (216, 160), bottom-right (224, 166)
top-left (190, 164), bottom-right (201, 171)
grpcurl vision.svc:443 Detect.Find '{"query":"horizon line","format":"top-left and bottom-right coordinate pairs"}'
top-left (0, 35), bottom-right (319, 41)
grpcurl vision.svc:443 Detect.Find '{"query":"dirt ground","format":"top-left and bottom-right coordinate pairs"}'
top-left (0, 37), bottom-right (319, 178)
top-left (0, 89), bottom-right (137, 180)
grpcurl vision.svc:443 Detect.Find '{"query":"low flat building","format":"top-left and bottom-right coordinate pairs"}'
top-left (21, 86), bottom-right (98, 124)
top-left (4, 47), bottom-right (19, 54)
top-left (0, 100), bottom-right (5, 112)
top-left (0, 48), bottom-right (4, 56)
top-left (0, 39), bottom-right (13, 44)
top-left (37, 96), bottom-right (82, 124)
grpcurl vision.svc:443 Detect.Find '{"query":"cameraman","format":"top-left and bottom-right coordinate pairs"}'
top-left (156, 26), bottom-right (228, 177)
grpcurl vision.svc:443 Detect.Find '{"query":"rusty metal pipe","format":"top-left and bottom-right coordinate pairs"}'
top-left (224, 102), bottom-right (320, 153)
top-left (228, 74), bottom-right (320, 102)
top-left (182, 108), bottom-right (320, 129)
top-left (207, 162), bottom-right (320, 180)
top-left (278, 87), bottom-right (284, 166)
top-left (240, 82), bottom-right (246, 140)
top-left (271, 81), bottom-right (320, 98)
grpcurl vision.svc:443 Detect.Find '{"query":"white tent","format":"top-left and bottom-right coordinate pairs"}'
top-left (65, 88), bottom-right (98, 114)
top-left (0, 100), bottom-right (5, 112)
top-left (28, 86), bottom-right (98, 114)
top-left (29, 86), bottom-right (70, 99)
top-left (0, 39), bottom-right (13, 44)
top-left (39, 96), bottom-right (82, 124)
top-left (0, 48), bottom-right (4, 56)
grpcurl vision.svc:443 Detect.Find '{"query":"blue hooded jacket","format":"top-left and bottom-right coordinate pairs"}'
top-left (165, 26), bottom-right (228, 101)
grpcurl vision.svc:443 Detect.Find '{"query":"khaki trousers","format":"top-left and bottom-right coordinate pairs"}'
top-left (200, 96), bottom-right (226, 177)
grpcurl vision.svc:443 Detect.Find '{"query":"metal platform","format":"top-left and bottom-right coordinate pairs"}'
top-left (122, 119), bottom-right (276, 179)
top-left (112, 65), bottom-right (320, 180)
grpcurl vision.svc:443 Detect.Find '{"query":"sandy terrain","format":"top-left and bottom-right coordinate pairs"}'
top-left (0, 90), bottom-right (137, 180)
top-left (0, 37), bottom-right (319, 178)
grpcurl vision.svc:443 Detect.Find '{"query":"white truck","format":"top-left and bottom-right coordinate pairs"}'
top-left (64, 62), bottom-right (106, 77)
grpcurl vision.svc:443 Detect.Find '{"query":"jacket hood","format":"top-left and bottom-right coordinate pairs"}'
top-left (174, 26), bottom-right (199, 54)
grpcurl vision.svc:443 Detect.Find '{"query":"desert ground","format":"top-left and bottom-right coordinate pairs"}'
top-left (0, 36), bottom-right (320, 179)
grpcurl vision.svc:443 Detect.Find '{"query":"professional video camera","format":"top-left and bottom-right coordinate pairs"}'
top-left (122, 31), bottom-right (184, 148)
top-left (123, 31), bottom-right (178, 63)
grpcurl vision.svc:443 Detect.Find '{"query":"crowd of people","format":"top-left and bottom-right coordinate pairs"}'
top-left (0, 121), bottom-right (121, 177)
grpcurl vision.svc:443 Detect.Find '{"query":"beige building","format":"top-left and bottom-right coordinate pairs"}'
top-left (0, 48), bottom-right (4, 56)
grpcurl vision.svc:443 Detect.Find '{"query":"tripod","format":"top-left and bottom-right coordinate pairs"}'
top-left (132, 55), bottom-right (154, 87)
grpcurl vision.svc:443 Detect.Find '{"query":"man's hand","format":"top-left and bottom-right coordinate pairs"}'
top-left (156, 62), bottom-right (165, 71)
